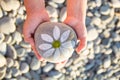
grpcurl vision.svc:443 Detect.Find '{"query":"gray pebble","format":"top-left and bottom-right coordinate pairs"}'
top-left (102, 38), bottom-right (112, 48)
top-left (43, 63), bottom-right (54, 73)
top-left (0, 17), bottom-right (16, 35)
top-left (30, 71), bottom-right (40, 80)
top-left (48, 70), bottom-right (62, 79)
top-left (12, 68), bottom-right (21, 77)
top-left (6, 45), bottom-right (17, 59)
top-left (30, 57), bottom-right (41, 70)
top-left (16, 48), bottom-right (26, 57)
top-left (59, 7), bottom-right (66, 22)
top-left (6, 58), bottom-right (14, 68)
top-left (100, 4), bottom-right (110, 15)
top-left (46, 6), bottom-right (58, 18)
top-left (20, 62), bottom-right (29, 74)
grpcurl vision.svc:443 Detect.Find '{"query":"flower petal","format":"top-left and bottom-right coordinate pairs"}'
top-left (39, 43), bottom-right (52, 50)
top-left (60, 30), bottom-right (71, 42)
top-left (53, 48), bottom-right (60, 60)
top-left (41, 34), bottom-right (53, 42)
top-left (60, 47), bottom-right (70, 58)
top-left (61, 41), bottom-right (73, 49)
top-left (53, 26), bottom-right (60, 40)
top-left (43, 48), bottom-right (55, 58)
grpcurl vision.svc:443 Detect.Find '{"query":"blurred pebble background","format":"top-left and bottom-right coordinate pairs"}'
top-left (0, 0), bottom-right (120, 80)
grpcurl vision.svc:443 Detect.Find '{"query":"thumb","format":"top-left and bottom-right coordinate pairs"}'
top-left (76, 37), bottom-right (87, 54)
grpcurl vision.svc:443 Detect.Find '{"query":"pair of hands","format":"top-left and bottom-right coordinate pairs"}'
top-left (23, 10), bottom-right (87, 61)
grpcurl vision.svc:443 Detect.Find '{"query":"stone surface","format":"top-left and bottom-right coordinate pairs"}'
top-left (0, 42), bottom-right (7, 55)
top-left (43, 63), bottom-right (54, 73)
top-left (30, 57), bottom-right (41, 70)
top-left (20, 62), bottom-right (29, 74)
top-left (6, 58), bottom-right (14, 68)
top-left (6, 45), bottom-right (17, 59)
top-left (0, 0), bottom-right (20, 11)
top-left (100, 4), bottom-right (110, 15)
top-left (52, 0), bottom-right (65, 4)
top-left (111, 0), bottom-right (120, 8)
top-left (103, 56), bottom-right (111, 68)
top-left (59, 7), bottom-right (66, 22)
top-left (34, 22), bottom-right (77, 63)
top-left (0, 54), bottom-right (6, 67)
top-left (0, 33), bottom-right (5, 43)
top-left (87, 26), bottom-right (99, 41)
top-left (0, 17), bottom-right (16, 35)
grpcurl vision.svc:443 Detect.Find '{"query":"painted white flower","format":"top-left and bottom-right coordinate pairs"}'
top-left (39, 26), bottom-right (74, 60)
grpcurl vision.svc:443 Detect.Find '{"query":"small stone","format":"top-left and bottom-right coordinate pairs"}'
top-left (46, 6), bottom-right (58, 18)
top-left (102, 38), bottom-right (112, 48)
top-left (103, 56), bottom-right (111, 68)
top-left (111, 32), bottom-right (120, 42)
top-left (48, 1), bottom-right (58, 8)
top-left (111, 0), bottom-right (120, 8)
top-left (1, 0), bottom-right (20, 11)
top-left (4, 35), bottom-right (12, 44)
top-left (30, 57), bottom-right (41, 70)
top-left (48, 70), bottom-right (62, 79)
top-left (17, 76), bottom-right (28, 80)
top-left (6, 58), bottom-right (14, 68)
top-left (16, 48), bottom-right (26, 57)
top-left (30, 71), bottom-right (40, 80)
top-left (0, 42), bottom-right (7, 55)
top-left (43, 63), bottom-right (54, 73)
top-left (13, 60), bottom-right (20, 69)
top-left (91, 17), bottom-right (101, 26)
top-left (50, 17), bottom-right (58, 22)
top-left (12, 31), bottom-right (22, 44)
top-left (95, 0), bottom-right (102, 7)
top-left (0, 71), bottom-right (6, 80)
top-left (0, 54), bottom-right (6, 67)
top-left (87, 26), bottom-right (99, 41)
top-left (104, 48), bottom-right (112, 54)
top-left (100, 4), bottom-right (110, 15)
top-left (85, 61), bottom-right (95, 71)
top-left (103, 30), bottom-right (110, 38)
top-left (101, 15), bottom-right (113, 24)
top-left (20, 41), bottom-right (31, 48)
top-left (52, 0), bottom-right (65, 4)
top-left (24, 72), bottom-right (32, 80)
top-left (0, 33), bottom-right (5, 43)
top-left (12, 68), bottom-right (21, 77)
top-left (59, 7), bottom-right (67, 22)
top-left (0, 7), bottom-right (3, 18)
top-left (6, 45), bottom-right (17, 59)
top-left (0, 17), bottom-right (16, 35)
top-left (20, 62), bottom-right (29, 74)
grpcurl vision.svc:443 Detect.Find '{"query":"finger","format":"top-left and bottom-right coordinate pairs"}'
top-left (32, 45), bottom-right (44, 61)
top-left (76, 37), bottom-right (87, 54)
top-left (25, 36), bottom-right (44, 61)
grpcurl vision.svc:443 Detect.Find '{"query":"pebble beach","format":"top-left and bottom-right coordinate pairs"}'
top-left (0, 0), bottom-right (120, 80)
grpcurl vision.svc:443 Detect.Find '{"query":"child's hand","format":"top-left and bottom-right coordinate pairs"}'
top-left (23, 10), bottom-right (50, 60)
top-left (64, 17), bottom-right (87, 53)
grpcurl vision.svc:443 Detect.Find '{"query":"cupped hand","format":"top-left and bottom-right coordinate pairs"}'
top-left (23, 10), bottom-right (50, 60)
top-left (64, 17), bottom-right (87, 53)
